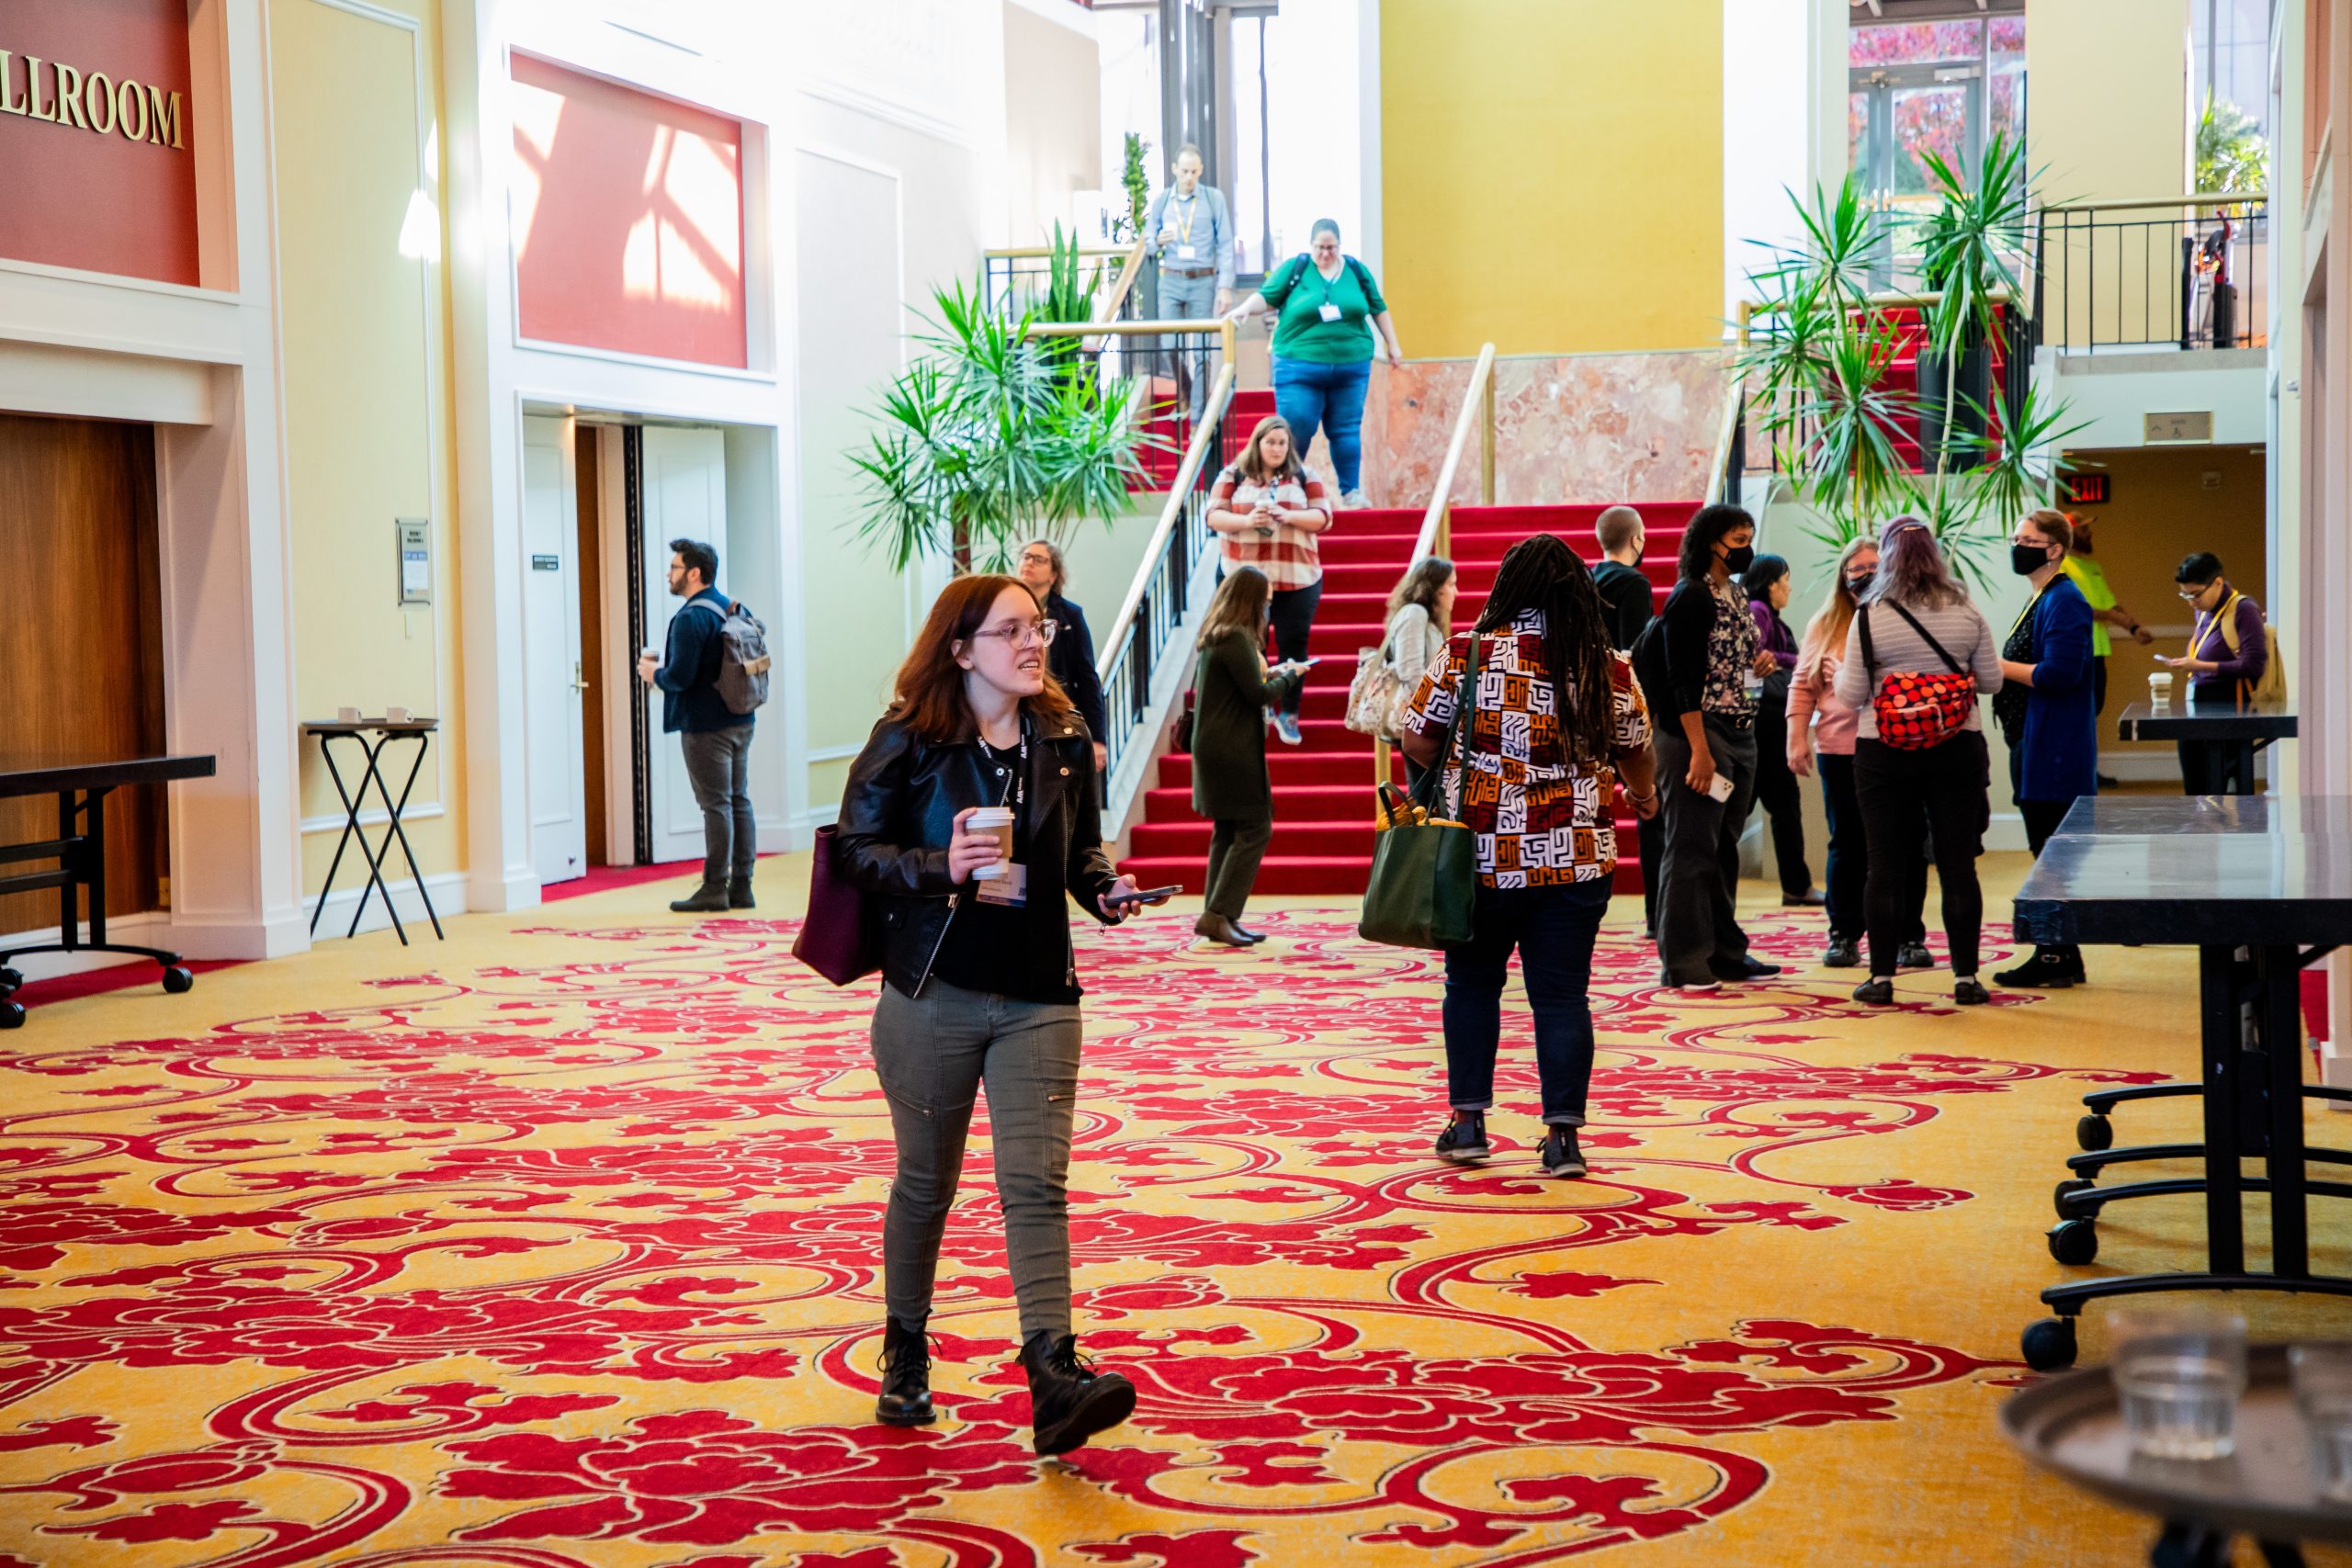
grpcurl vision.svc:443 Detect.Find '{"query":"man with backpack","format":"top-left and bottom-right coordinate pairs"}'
top-left (637, 537), bottom-right (769, 912)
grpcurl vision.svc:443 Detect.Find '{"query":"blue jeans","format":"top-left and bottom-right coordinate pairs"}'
top-left (1272, 355), bottom-right (1372, 493)
top-left (1442, 877), bottom-right (1614, 1125)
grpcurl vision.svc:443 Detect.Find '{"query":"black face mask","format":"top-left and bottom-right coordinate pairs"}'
top-left (1722, 544), bottom-right (1756, 575)
top-left (2011, 542), bottom-right (2052, 576)
top-left (1845, 572), bottom-right (1874, 597)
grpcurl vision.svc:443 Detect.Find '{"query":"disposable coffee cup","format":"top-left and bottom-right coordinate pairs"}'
top-left (2150, 671), bottom-right (2176, 706)
top-left (336, 705), bottom-right (361, 723)
top-left (386, 705), bottom-right (412, 723)
top-left (968, 807), bottom-right (1015, 878)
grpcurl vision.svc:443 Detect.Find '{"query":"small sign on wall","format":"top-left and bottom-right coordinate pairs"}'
top-left (396, 519), bottom-right (431, 605)
top-left (2060, 472), bottom-right (2111, 505)
top-left (2144, 411), bottom-right (2215, 445)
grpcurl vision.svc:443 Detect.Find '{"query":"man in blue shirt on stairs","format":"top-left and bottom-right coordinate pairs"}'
top-left (636, 537), bottom-right (756, 914)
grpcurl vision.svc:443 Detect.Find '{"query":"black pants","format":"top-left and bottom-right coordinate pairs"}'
top-left (1266, 581), bottom-right (1321, 716)
top-left (1635, 809), bottom-right (1664, 935)
top-left (1653, 716), bottom-right (1758, 985)
top-left (1854, 731), bottom-right (1989, 978)
top-left (2092, 655), bottom-right (2109, 718)
top-left (2177, 739), bottom-right (2251, 795)
top-left (1819, 751), bottom-right (1926, 945)
top-left (1750, 693), bottom-right (1814, 898)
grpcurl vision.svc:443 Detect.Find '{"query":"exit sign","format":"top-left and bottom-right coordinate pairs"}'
top-left (2061, 472), bottom-right (2110, 505)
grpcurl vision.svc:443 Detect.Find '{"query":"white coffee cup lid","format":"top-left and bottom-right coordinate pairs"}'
top-left (969, 807), bottom-right (1015, 825)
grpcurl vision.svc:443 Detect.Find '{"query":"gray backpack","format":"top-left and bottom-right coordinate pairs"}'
top-left (695, 599), bottom-right (772, 715)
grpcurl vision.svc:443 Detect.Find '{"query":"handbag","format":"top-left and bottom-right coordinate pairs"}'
top-left (1358, 633), bottom-right (1479, 949)
top-left (1859, 602), bottom-right (1977, 751)
top-left (1170, 686), bottom-right (1197, 753)
top-left (1343, 636), bottom-right (1403, 737)
top-left (790, 823), bottom-right (881, 986)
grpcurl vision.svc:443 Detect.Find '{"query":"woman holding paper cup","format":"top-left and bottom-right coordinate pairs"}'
top-left (1189, 566), bottom-right (1311, 948)
top-left (835, 573), bottom-right (1167, 1457)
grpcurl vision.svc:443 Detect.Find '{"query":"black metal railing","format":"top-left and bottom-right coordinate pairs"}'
top-left (981, 244), bottom-right (1146, 323)
top-left (2033, 197), bottom-right (2267, 354)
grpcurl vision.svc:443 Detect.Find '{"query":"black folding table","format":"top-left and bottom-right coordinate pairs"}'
top-left (2013, 795), bottom-right (2352, 1370)
top-left (2117, 697), bottom-right (2296, 795)
top-left (0, 753), bottom-right (218, 1029)
top-left (303, 718), bottom-right (443, 945)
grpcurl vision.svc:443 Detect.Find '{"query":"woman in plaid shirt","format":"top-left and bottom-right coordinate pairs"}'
top-left (1205, 416), bottom-right (1330, 746)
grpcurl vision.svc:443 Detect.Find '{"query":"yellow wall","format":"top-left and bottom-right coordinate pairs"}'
top-left (269, 0), bottom-right (464, 893)
top-left (1379, 0), bottom-right (1724, 357)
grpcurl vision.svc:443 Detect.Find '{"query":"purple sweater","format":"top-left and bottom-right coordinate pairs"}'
top-left (2188, 592), bottom-right (2267, 696)
top-left (1748, 600), bottom-right (1799, 672)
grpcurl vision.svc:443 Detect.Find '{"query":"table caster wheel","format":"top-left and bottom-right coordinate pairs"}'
top-left (0, 966), bottom-right (20, 990)
top-left (161, 966), bottom-right (194, 995)
top-left (2075, 1114), bottom-right (2112, 1152)
top-left (2053, 1177), bottom-right (2095, 1217)
top-left (2021, 1316), bottom-right (2078, 1371)
top-left (2047, 1219), bottom-right (2099, 1266)
top-left (0, 998), bottom-right (22, 1030)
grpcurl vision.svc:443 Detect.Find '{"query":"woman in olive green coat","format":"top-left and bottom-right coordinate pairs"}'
top-left (1190, 567), bottom-right (1312, 947)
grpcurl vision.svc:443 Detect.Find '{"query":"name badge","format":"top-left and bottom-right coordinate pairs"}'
top-left (1317, 301), bottom-right (1343, 322)
top-left (1176, 244), bottom-right (1199, 261)
top-left (975, 861), bottom-right (1028, 908)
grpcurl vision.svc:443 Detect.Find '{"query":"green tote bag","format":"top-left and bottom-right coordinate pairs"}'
top-left (1358, 633), bottom-right (1479, 949)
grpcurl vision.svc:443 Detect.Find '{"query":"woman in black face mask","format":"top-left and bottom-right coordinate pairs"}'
top-left (1644, 503), bottom-right (1780, 991)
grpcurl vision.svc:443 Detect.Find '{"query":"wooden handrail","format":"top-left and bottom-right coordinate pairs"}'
top-left (1091, 240), bottom-right (1148, 327)
top-left (1704, 367), bottom-right (1746, 505)
top-left (983, 243), bottom-right (1136, 259)
top-left (1412, 342), bottom-right (1496, 565)
top-left (2039, 192), bottom-right (2267, 214)
top-left (1093, 364), bottom-right (1238, 685)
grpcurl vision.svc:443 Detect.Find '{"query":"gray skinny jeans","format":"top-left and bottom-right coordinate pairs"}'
top-left (679, 722), bottom-right (755, 886)
top-left (871, 977), bottom-right (1082, 1340)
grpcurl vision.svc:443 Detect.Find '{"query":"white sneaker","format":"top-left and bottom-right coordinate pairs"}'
top-left (1340, 488), bottom-right (1370, 509)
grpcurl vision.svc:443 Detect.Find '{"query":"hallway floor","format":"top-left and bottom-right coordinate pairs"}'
top-left (1, 857), bottom-right (2346, 1567)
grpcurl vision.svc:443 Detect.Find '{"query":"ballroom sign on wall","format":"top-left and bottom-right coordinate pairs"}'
top-left (0, 47), bottom-right (187, 148)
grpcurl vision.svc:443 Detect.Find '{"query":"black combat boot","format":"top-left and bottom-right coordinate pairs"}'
top-left (875, 1316), bottom-right (935, 1427)
top-left (1019, 1331), bottom-right (1135, 1456)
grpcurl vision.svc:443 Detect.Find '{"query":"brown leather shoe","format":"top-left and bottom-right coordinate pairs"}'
top-left (1193, 912), bottom-right (1251, 947)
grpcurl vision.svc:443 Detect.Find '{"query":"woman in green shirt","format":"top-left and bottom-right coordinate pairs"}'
top-left (1227, 219), bottom-right (1404, 509)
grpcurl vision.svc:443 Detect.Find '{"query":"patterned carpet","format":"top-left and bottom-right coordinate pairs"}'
top-left (1, 860), bottom-right (2346, 1567)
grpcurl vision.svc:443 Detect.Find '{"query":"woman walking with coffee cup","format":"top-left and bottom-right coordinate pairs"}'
top-left (1188, 566), bottom-right (1312, 947)
top-left (835, 573), bottom-right (1167, 1455)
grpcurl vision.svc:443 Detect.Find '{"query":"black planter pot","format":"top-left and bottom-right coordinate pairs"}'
top-left (1916, 326), bottom-right (1991, 471)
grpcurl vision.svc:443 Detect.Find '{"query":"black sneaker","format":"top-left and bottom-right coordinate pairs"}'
top-left (1709, 954), bottom-right (1783, 982)
top-left (1952, 976), bottom-right (1990, 1006)
top-left (1822, 936), bottom-right (1860, 968)
top-left (1993, 950), bottom-right (2075, 989)
top-left (1851, 977), bottom-right (1895, 1006)
top-left (1897, 941), bottom-right (1934, 971)
top-left (1434, 1110), bottom-right (1490, 1164)
top-left (1539, 1125), bottom-right (1588, 1178)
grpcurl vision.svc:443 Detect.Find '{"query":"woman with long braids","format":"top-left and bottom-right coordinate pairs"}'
top-left (1398, 536), bottom-right (1659, 1179)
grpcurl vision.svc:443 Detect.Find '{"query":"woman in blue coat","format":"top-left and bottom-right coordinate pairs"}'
top-left (1993, 508), bottom-right (2098, 988)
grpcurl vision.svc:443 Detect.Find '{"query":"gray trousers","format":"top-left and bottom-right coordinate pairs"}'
top-left (871, 978), bottom-right (1082, 1340)
top-left (1653, 715), bottom-right (1758, 985)
top-left (1204, 818), bottom-right (1272, 919)
top-left (1161, 267), bottom-right (1220, 422)
top-left (679, 723), bottom-right (755, 887)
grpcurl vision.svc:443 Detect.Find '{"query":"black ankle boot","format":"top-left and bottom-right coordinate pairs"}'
top-left (727, 876), bottom-right (755, 909)
top-left (876, 1316), bottom-right (935, 1427)
top-left (670, 883), bottom-right (729, 914)
top-left (1019, 1330), bottom-right (1135, 1455)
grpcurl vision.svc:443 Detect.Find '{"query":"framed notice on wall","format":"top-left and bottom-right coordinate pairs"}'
top-left (0, 0), bottom-right (200, 286)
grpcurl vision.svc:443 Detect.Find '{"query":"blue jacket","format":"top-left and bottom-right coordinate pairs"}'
top-left (2017, 575), bottom-right (2097, 803)
top-left (654, 587), bottom-right (754, 734)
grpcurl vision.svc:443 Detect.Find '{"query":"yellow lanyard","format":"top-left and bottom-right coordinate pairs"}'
top-left (1172, 191), bottom-right (1197, 243)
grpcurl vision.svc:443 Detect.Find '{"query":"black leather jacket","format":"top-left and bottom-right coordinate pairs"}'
top-left (835, 710), bottom-right (1119, 998)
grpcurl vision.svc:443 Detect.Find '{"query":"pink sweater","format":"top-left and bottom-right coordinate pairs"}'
top-left (1785, 657), bottom-right (1860, 757)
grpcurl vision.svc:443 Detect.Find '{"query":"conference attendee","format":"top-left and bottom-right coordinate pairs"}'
top-left (1833, 518), bottom-right (2003, 1007)
top-left (1646, 504), bottom-right (1781, 992)
top-left (834, 574), bottom-right (1164, 1454)
top-left (1592, 504), bottom-right (1664, 938)
top-left (1189, 567), bottom-right (1311, 947)
top-left (1017, 538), bottom-right (1108, 774)
top-left (636, 537), bottom-right (757, 913)
top-left (2158, 551), bottom-right (2271, 794)
top-left (1741, 554), bottom-right (1822, 908)
top-left (1398, 535), bottom-right (1659, 1179)
top-left (1787, 537), bottom-right (1931, 970)
top-left (1143, 143), bottom-right (1232, 423)
top-left (2057, 514), bottom-right (2154, 786)
top-left (1226, 219), bottom-right (1404, 508)
top-left (1204, 415), bottom-right (1330, 746)
top-left (1994, 510), bottom-right (2098, 989)
top-left (1381, 556), bottom-right (1454, 793)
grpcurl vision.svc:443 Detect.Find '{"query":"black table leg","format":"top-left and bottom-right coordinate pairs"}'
top-left (2200, 943), bottom-right (2245, 1274)
top-left (343, 734), bottom-right (406, 945)
top-left (2153, 1520), bottom-right (2232, 1568)
top-left (83, 788), bottom-right (106, 948)
top-left (368, 734), bottom-right (442, 941)
top-left (55, 790), bottom-right (74, 948)
top-left (311, 735), bottom-right (367, 937)
top-left (2230, 739), bottom-right (2256, 795)
top-left (2260, 942), bottom-right (2310, 1276)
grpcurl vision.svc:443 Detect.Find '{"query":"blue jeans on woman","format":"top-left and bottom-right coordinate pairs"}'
top-left (1442, 877), bottom-right (1614, 1125)
top-left (1272, 355), bottom-right (1373, 493)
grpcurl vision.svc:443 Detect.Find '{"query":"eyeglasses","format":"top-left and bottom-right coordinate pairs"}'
top-left (2177, 584), bottom-right (2216, 603)
top-left (973, 617), bottom-right (1057, 648)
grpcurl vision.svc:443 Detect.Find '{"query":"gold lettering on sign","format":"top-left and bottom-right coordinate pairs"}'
top-left (24, 56), bottom-right (55, 121)
top-left (143, 83), bottom-right (182, 149)
top-left (53, 62), bottom-right (86, 130)
top-left (82, 70), bottom-right (113, 134)
top-left (115, 76), bottom-right (147, 142)
top-left (0, 51), bottom-right (25, 116)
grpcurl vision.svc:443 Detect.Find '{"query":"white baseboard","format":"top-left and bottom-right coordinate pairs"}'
top-left (464, 867), bottom-right (541, 916)
top-left (307, 870), bottom-right (471, 942)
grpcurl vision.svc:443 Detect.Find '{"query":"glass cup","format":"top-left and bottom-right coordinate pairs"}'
top-left (2290, 1344), bottom-right (2352, 1503)
top-left (2108, 1307), bottom-right (2248, 1461)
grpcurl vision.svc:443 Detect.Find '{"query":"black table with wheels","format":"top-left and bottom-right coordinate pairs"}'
top-left (302, 718), bottom-right (443, 945)
top-left (2117, 698), bottom-right (2296, 795)
top-left (0, 754), bottom-right (219, 1028)
top-left (2012, 795), bottom-right (2352, 1371)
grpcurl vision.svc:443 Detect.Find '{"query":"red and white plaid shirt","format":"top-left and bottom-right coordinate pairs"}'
top-left (1209, 465), bottom-right (1329, 591)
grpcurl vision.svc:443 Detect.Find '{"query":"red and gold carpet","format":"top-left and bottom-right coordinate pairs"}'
top-left (0, 864), bottom-right (2345, 1567)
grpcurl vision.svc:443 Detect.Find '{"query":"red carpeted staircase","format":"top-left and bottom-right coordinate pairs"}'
top-left (1122, 500), bottom-right (1696, 900)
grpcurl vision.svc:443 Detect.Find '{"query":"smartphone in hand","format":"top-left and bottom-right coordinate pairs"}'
top-left (1104, 884), bottom-right (1180, 907)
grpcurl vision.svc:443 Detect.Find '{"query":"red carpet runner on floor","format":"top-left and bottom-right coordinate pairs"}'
top-left (1124, 502), bottom-right (1693, 898)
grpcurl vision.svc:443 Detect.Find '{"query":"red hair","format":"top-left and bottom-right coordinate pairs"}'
top-left (886, 575), bottom-right (1077, 742)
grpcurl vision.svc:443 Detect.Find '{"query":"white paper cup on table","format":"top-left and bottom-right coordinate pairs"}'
top-left (967, 807), bottom-right (1015, 879)
top-left (2291, 1344), bottom-right (2352, 1502)
top-left (2149, 671), bottom-right (2176, 705)
top-left (2107, 1306), bottom-right (2246, 1461)
top-left (386, 705), bottom-right (412, 723)
top-left (335, 705), bottom-right (361, 723)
